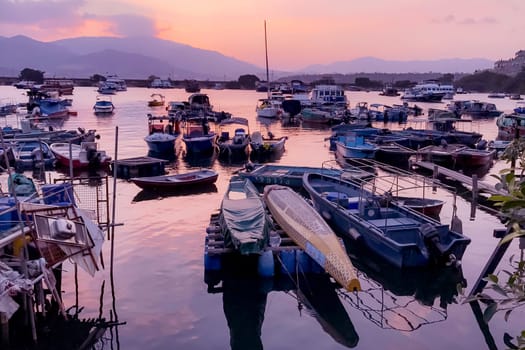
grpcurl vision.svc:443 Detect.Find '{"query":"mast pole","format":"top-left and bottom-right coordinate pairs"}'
top-left (264, 20), bottom-right (270, 99)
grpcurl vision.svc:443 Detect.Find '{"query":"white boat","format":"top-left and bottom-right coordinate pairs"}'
top-left (402, 82), bottom-right (452, 102)
top-left (263, 185), bottom-right (360, 292)
top-left (50, 142), bottom-right (112, 169)
top-left (104, 74), bottom-right (127, 91)
top-left (93, 95), bottom-right (115, 114)
top-left (308, 84), bottom-right (348, 109)
top-left (255, 21), bottom-right (284, 119)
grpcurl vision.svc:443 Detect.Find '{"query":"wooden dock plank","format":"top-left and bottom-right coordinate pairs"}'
top-left (413, 161), bottom-right (505, 195)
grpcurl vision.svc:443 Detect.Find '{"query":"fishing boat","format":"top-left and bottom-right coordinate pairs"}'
top-left (388, 196), bottom-right (444, 219)
top-left (148, 93), bottom-right (165, 107)
top-left (12, 140), bottom-right (56, 170)
top-left (302, 172), bottom-right (471, 268)
top-left (216, 117), bottom-right (250, 157)
top-left (144, 114), bottom-right (181, 154)
top-left (249, 131), bottom-right (287, 156)
top-left (335, 134), bottom-right (378, 159)
top-left (237, 163), bottom-right (373, 190)
top-left (93, 95), bottom-right (115, 115)
top-left (182, 119), bottom-right (217, 154)
top-left (50, 142), bottom-right (112, 169)
top-left (130, 169), bottom-right (218, 190)
top-left (219, 177), bottom-right (270, 255)
top-left (417, 142), bottom-right (467, 166)
top-left (451, 147), bottom-right (495, 168)
top-left (373, 141), bottom-right (416, 167)
top-left (263, 185), bottom-right (360, 292)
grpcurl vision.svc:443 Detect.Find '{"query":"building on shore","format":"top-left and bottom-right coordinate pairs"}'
top-left (493, 50), bottom-right (525, 76)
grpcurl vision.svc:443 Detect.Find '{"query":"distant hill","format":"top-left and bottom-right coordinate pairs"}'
top-left (0, 35), bottom-right (496, 79)
top-left (301, 56), bottom-right (494, 74)
top-left (0, 35), bottom-right (264, 79)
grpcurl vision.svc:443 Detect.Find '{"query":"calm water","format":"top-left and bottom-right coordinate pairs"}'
top-left (1, 86), bottom-right (523, 349)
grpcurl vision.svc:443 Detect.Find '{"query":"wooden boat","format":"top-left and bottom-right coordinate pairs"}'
top-left (302, 172), bottom-right (471, 268)
top-left (238, 163), bottom-right (373, 189)
top-left (263, 185), bottom-right (360, 292)
top-left (417, 142), bottom-right (467, 166)
top-left (219, 177), bottom-right (270, 255)
top-left (148, 93), bottom-right (165, 107)
top-left (373, 142), bottom-right (415, 167)
top-left (50, 142), bottom-right (111, 169)
top-left (130, 169), bottom-right (218, 190)
top-left (387, 196), bottom-right (444, 219)
top-left (216, 117), bottom-right (250, 157)
top-left (249, 131), bottom-right (287, 155)
top-left (451, 147), bottom-right (495, 168)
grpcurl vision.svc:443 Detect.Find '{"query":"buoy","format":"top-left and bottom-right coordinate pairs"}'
top-left (204, 252), bottom-right (221, 271)
top-left (257, 250), bottom-right (274, 277)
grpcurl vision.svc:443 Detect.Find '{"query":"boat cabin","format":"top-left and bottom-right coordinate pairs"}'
top-left (147, 114), bottom-right (181, 135)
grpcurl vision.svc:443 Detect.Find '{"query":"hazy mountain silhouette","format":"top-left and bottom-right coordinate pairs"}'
top-left (301, 56), bottom-right (493, 74)
top-left (0, 35), bottom-right (495, 79)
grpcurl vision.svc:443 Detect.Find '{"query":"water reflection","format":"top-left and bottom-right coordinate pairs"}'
top-left (206, 255), bottom-right (359, 349)
top-left (181, 148), bottom-right (218, 168)
top-left (340, 239), bottom-right (466, 331)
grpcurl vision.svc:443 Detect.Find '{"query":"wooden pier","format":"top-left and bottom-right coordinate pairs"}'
top-left (412, 160), bottom-right (505, 196)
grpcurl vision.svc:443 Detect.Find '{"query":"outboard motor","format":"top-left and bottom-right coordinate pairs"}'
top-left (419, 223), bottom-right (448, 264)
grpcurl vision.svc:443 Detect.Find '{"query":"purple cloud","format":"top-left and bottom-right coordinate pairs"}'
top-left (0, 0), bottom-right (87, 26)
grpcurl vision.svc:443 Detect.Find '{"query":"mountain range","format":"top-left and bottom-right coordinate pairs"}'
top-left (0, 35), bottom-right (494, 80)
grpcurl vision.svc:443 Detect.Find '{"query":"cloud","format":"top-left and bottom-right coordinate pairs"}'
top-left (106, 14), bottom-right (156, 37)
top-left (0, 0), bottom-right (87, 25)
top-left (432, 14), bottom-right (498, 25)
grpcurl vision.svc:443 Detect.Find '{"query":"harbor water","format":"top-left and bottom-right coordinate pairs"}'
top-left (0, 86), bottom-right (523, 349)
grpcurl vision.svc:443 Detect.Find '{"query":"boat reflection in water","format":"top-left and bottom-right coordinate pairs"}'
top-left (206, 255), bottom-right (359, 349)
top-left (181, 148), bottom-right (218, 168)
top-left (340, 238), bottom-right (467, 331)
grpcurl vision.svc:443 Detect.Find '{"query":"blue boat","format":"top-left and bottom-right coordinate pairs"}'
top-left (238, 163), bottom-right (373, 190)
top-left (182, 119), bottom-right (217, 154)
top-left (12, 140), bottom-right (56, 170)
top-left (302, 172), bottom-right (471, 268)
top-left (144, 114), bottom-right (181, 154)
top-left (335, 134), bottom-right (377, 159)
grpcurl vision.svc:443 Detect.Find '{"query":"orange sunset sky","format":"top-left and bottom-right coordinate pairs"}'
top-left (0, 0), bottom-right (523, 70)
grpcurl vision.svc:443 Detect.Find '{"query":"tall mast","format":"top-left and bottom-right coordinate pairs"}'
top-left (264, 20), bottom-right (270, 99)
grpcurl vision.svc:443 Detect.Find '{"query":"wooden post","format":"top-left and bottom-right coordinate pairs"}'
top-left (0, 312), bottom-right (9, 347)
top-left (432, 165), bottom-right (438, 192)
top-left (471, 174), bottom-right (478, 220)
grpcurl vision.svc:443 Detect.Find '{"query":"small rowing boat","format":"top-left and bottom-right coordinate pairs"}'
top-left (130, 169), bottom-right (218, 190)
top-left (263, 185), bottom-right (360, 292)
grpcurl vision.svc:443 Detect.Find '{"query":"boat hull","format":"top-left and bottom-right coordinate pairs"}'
top-left (302, 173), bottom-right (471, 268)
top-left (144, 133), bottom-right (177, 154)
top-left (130, 169), bottom-right (218, 190)
top-left (183, 133), bottom-right (217, 153)
top-left (264, 185), bottom-right (360, 291)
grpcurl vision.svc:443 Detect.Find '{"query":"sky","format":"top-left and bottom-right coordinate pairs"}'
top-left (0, 0), bottom-right (523, 70)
